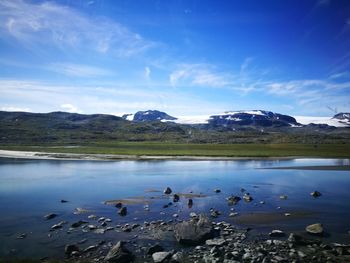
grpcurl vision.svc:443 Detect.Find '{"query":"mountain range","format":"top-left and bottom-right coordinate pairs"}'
top-left (0, 110), bottom-right (349, 145)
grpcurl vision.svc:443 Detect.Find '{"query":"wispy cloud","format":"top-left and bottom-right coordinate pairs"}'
top-left (48, 63), bottom-right (113, 77)
top-left (144, 67), bottom-right (151, 79)
top-left (169, 64), bottom-right (232, 88)
top-left (0, 106), bottom-right (31, 112)
top-left (0, 0), bottom-right (155, 57)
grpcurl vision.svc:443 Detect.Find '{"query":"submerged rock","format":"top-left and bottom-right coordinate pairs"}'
top-left (306, 223), bottom-right (323, 235)
top-left (105, 241), bottom-right (133, 263)
top-left (115, 202), bottom-right (123, 208)
top-left (214, 189), bottom-right (221, 193)
top-left (173, 194), bottom-right (180, 202)
top-left (71, 220), bottom-right (88, 228)
top-left (227, 195), bottom-right (241, 205)
top-left (188, 199), bottom-right (193, 207)
top-left (243, 193), bottom-right (253, 202)
top-left (61, 199), bottom-right (68, 203)
top-left (152, 251), bottom-right (172, 263)
top-left (164, 187), bottom-right (172, 195)
top-left (279, 195), bottom-right (288, 200)
top-left (174, 215), bottom-right (214, 245)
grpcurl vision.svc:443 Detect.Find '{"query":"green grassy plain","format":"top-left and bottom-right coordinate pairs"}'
top-left (1, 142), bottom-right (350, 157)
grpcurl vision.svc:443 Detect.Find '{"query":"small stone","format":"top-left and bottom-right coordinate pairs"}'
top-left (310, 191), bottom-right (322, 197)
top-left (173, 213), bottom-right (179, 218)
top-left (44, 213), bottom-right (57, 220)
top-left (206, 238), bottom-right (226, 246)
top-left (214, 189), bottom-right (221, 193)
top-left (229, 212), bottom-right (239, 217)
top-left (71, 220), bottom-right (88, 228)
top-left (152, 251), bottom-right (172, 263)
top-left (188, 199), bottom-right (193, 206)
top-left (243, 193), bottom-right (253, 202)
top-left (115, 202), bottom-right (122, 208)
top-left (88, 214), bottom-right (97, 220)
top-left (164, 187), bottom-right (172, 195)
top-left (61, 199), bottom-right (68, 203)
top-left (227, 195), bottom-right (241, 205)
top-left (16, 233), bottom-right (27, 239)
top-left (306, 223), bottom-right (323, 235)
top-left (51, 221), bottom-right (67, 230)
top-left (190, 212), bottom-right (198, 218)
top-left (285, 213), bottom-right (291, 217)
top-left (118, 207), bottom-right (127, 216)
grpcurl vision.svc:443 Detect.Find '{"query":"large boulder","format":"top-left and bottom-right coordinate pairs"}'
top-left (152, 251), bottom-right (172, 263)
top-left (104, 241), bottom-right (133, 262)
top-left (174, 215), bottom-right (214, 245)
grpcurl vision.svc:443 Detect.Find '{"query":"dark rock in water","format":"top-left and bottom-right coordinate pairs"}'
top-left (51, 221), bottom-right (67, 230)
top-left (174, 215), bottom-right (214, 245)
top-left (61, 199), bottom-right (68, 203)
top-left (147, 244), bottom-right (164, 255)
top-left (310, 191), bottom-right (322, 197)
top-left (115, 202), bottom-right (123, 208)
top-left (227, 195), bottom-right (241, 205)
top-left (210, 210), bottom-right (221, 218)
top-left (173, 194), bottom-right (180, 202)
top-left (152, 251), bottom-right (172, 263)
top-left (269, 230), bottom-right (286, 237)
top-left (44, 213), bottom-right (57, 220)
top-left (65, 244), bottom-right (79, 256)
top-left (306, 223), bottom-right (323, 235)
top-left (118, 207), bottom-right (127, 216)
top-left (164, 187), bottom-right (172, 195)
top-left (16, 233), bottom-right (27, 239)
top-left (84, 245), bottom-right (98, 252)
top-left (214, 189), bottom-right (221, 193)
top-left (163, 204), bottom-right (169, 208)
top-left (188, 199), bottom-right (193, 207)
top-left (104, 241), bottom-right (133, 263)
top-left (279, 195), bottom-right (288, 200)
top-left (243, 193), bottom-right (253, 202)
top-left (71, 220), bottom-right (88, 228)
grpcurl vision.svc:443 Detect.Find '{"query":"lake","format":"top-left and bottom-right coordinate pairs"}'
top-left (0, 158), bottom-right (350, 261)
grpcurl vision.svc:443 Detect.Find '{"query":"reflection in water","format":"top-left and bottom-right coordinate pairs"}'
top-left (0, 158), bottom-right (349, 260)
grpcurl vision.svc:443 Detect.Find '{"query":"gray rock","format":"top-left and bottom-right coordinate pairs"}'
top-left (279, 195), bottom-right (288, 200)
top-left (105, 241), bottom-right (133, 262)
top-left (173, 194), bottom-right (180, 202)
top-left (206, 238), bottom-right (226, 246)
top-left (152, 251), bottom-right (172, 263)
top-left (243, 193), bottom-right (253, 202)
top-left (226, 196), bottom-right (241, 205)
top-left (306, 223), bottom-right (323, 235)
top-left (174, 215), bottom-right (214, 245)
top-left (164, 187), bottom-right (172, 195)
top-left (171, 252), bottom-right (184, 262)
top-left (71, 220), bottom-right (88, 228)
top-left (84, 245), bottom-right (98, 252)
top-left (44, 213), bottom-right (57, 220)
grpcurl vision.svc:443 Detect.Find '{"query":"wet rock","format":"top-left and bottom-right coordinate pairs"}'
top-left (306, 223), bottom-right (323, 235)
top-left (227, 195), bottom-right (241, 205)
top-left (44, 213), bottom-right (57, 220)
top-left (243, 193), bottom-right (253, 202)
top-left (65, 244), bottom-right (79, 256)
top-left (210, 210), bottom-right (221, 218)
top-left (118, 207), bottom-right (127, 216)
top-left (88, 214), bottom-right (97, 220)
top-left (152, 251), bottom-right (172, 263)
top-left (311, 191), bottom-right (322, 197)
top-left (173, 194), bottom-right (180, 202)
top-left (147, 244), bottom-right (164, 255)
top-left (188, 199), bottom-right (193, 206)
top-left (269, 230), bottom-right (286, 237)
top-left (87, 224), bottom-right (97, 230)
top-left (115, 202), bottom-right (123, 208)
top-left (284, 213), bottom-right (291, 217)
top-left (214, 189), bottom-right (221, 193)
top-left (105, 241), bottom-right (134, 263)
top-left (190, 212), bottom-right (198, 218)
top-left (51, 221), bottom-right (67, 230)
top-left (171, 252), bottom-right (184, 262)
top-left (174, 215), bottom-right (214, 245)
top-left (71, 220), bottom-right (88, 228)
top-left (144, 205), bottom-right (150, 211)
top-left (164, 187), bottom-right (172, 195)
top-left (61, 199), bottom-right (68, 203)
top-left (280, 195), bottom-right (288, 200)
top-left (84, 245), bottom-right (98, 252)
top-left (229, 212), bottom-right (239, 217)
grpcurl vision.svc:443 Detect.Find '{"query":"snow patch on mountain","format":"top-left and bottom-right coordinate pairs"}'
top-left (294, 116), bottom-right (349, 127)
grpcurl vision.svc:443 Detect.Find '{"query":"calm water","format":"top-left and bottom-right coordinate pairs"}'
top-left (0, 158), bottom-right (350, 260)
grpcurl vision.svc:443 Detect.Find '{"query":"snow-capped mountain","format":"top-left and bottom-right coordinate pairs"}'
top-left (122, 110), bottom-right (176, 122)
top-left (294, 113), bottom-right (350, 127)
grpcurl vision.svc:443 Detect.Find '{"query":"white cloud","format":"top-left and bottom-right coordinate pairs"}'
top-left (144, 66), bottom-right (151, 79)
top-left (0, 0), bottom-right (155, 57)
top-left (48, 63), bottom-right (113, 77)
top-left (60, 104), bottom-right (81, 113)
top-left (1, 106), bottom-right (31, 112)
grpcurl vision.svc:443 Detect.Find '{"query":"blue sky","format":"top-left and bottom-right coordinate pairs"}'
top-left (0, 0), bottom-right (349, 116)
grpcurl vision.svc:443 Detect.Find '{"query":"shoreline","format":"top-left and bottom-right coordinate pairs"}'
top-left (0, 149), bottom-right (348, 162)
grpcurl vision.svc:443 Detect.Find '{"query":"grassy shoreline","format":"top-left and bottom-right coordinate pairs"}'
top-left (1, 142), bottom-right (350, 158)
